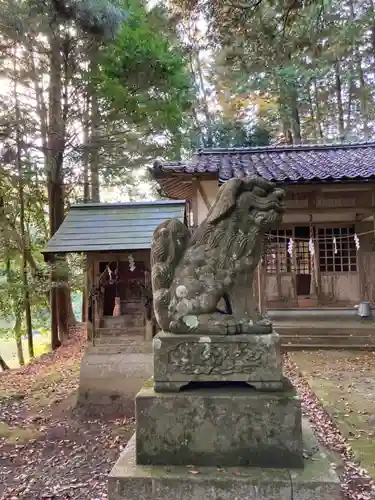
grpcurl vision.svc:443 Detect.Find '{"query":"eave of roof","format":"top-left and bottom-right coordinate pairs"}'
top-left (42, 200), bottom-right (187, 256)
top-left (152, 142), bottom-right (375, 184)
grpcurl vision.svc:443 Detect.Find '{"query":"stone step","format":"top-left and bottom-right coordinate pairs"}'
top-left (282, 343), bottom-right (375, 351)
top-left (94, 336), bottom-right (145, 345)
top-left (101, 323), bottom-right (144, 330)
top-left (278, 330), bottom-right (375, 337)
top-left (275, 321), bottom-right (375, 331)
top-left (90, 344), bottom-right (153, 354)
top-left (281, 334), bottom-right (375, 344)
top-left (96, 328), bottom-right (145, 337)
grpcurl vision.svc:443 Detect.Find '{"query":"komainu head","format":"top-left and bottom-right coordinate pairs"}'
top-left (205, 176), bottom-right (285, 230)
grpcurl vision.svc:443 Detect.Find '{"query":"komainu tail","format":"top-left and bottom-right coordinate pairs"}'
top-left (151, 219), bottom-right (190, 330)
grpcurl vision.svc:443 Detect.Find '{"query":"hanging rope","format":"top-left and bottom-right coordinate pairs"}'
top-left (266, 227), bottom-right (375, 242)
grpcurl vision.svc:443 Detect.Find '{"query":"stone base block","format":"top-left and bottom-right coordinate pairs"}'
top-left (153, 331), bottom-right (283, 392)
top-left (135, 379), bottom-right (303, 468)
top-left (108, 424), bottom-right (341, 500)
top-left (76, 347), bottom-right (152, 417)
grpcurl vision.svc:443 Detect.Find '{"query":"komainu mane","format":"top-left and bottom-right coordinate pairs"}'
top-left (151, 176), bottom-right (285, 335)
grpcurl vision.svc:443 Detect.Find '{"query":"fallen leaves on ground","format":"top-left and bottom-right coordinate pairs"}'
top-left (285, 352), bottom-right (375, 500)
top-left (0, 326), bottom-right (135, 500)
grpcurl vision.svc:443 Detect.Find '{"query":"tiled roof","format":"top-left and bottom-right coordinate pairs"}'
top-left (152, 143), bottom-right (375, 184)
top-left (41, 201), bottom-right (186, 255)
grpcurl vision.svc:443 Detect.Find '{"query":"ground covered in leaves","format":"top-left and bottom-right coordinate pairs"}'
top-left (286, 351), bottom-right (375, 500)
top-left (1, 333), bottom-right (375, 500)
top-left (0, 329), bottom-right (134, 500)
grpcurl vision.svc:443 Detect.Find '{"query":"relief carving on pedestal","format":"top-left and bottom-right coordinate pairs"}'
top-left (167, 341), bottom-right (266, 375)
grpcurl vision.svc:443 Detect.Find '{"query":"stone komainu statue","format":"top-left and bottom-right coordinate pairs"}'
top-left (151, 176), bottom-right (285, 335)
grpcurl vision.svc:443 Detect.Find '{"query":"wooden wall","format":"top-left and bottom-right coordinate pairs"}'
top-left (192, 179), bottom-right (375, 308)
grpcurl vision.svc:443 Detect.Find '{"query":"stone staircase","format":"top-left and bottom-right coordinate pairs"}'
top-left (92, 310), bottom-right (375, 352)
top-left (93, 328), bottom-right (152, 353)
top-left (269, 308), bottom-right (375, 351)
top-left (93, 313), bottom-right (151, 353)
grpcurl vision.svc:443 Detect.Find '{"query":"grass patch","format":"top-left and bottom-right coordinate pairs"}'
top-left (0, 422), bottom-right (42, 443)
top-left (1, 337), bottom-right (51, 369)
top-left (291, 351), bottom-right (375, 477)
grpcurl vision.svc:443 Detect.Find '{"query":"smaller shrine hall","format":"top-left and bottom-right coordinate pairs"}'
top-left (42, 200), bottom-right (187, 344)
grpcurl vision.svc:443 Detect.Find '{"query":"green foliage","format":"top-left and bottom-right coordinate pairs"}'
top-left (172, 0), bottom-right (375, 143)
top-left (96, 0), bottom-right (192, 134)
top-left (189, 120), bottom-right (271, 149)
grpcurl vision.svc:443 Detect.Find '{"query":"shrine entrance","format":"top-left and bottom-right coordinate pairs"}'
top-left (99, 260), bottom-right (146, 318)
top-left (91, 253), bottom-right (153, 339)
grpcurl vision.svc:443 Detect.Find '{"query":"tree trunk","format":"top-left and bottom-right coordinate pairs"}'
top-left (14, 312), bottom-right (25, 367)
top-left (50, 277), bottom-right (60, 350)
top-left (0, 354), bottom-right (9, 371)
top-left (82, 85), bottom-right (90, 323)
top-left (278, 83), bottom-right (294, 144)
top-left (307, 85), bottom-right (317, 141)
top-left (356, 57), bottom-right (370, 139)
top-left (83, 85), bottom-right (91, 204)
top-left (24, 271), bottom-right (34, 359)
top-left (312, 78), bottom-right (324, 140)
top-left (289, 87), bottom-right (301, 144)
top-left (349, 0), bottom-right (370, 139)
top-left (334, 60), bottom-right (346, 140)
top-left (89, 42), bottom-right (100, 202)
top-left (194, 49), bottom-right (213, 146)
top-left (47, 27), bottom-right (76, 346)
top-left (47, 28), bottom-right (63, 349)
top-left (13, 56), bottom-right (34, 360)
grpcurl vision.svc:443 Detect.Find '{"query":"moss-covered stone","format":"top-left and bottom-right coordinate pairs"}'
top-left (135, 379), bottom-right (303, 469)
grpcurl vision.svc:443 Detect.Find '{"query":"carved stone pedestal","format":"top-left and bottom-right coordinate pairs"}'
top-left (135, 379), bottom-right (303, 468)
top-left (153, 331), bottom-right (283, 392)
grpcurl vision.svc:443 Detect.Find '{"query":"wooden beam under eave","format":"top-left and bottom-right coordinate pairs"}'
top-left (197, 180), bottom-right (212, 211)
top-left (192, 177), bottom-right (199, 227)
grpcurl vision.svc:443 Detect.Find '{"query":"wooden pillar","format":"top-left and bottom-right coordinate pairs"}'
top-left (275, 249), bottom-right (282, 301)
top-left (197, 181), bottom-right (212, 212)
top-left (94, 258), bottom-right (103, 331)
top-left (192, 177), bottom-right (199, 227)
top-left (257, 264), bottom-right (263, 313)
top-left (91, 260), bottom-right (96, 345)
top-left (291, 229), bottom-right (298, 302)
top-left (356, 214), bottom-right (366, 301)
top-left (84, 254), bottom-right (92, 343)
top-left (309, 214), bottom-right (320, 300)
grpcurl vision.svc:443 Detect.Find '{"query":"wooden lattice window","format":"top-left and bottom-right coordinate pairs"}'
top-left (296, 240), bottom-right (310, 274)
top-left (265, 229), bottom-right (294, 274)
top-left (318, 227), bottom-right (357, 272)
